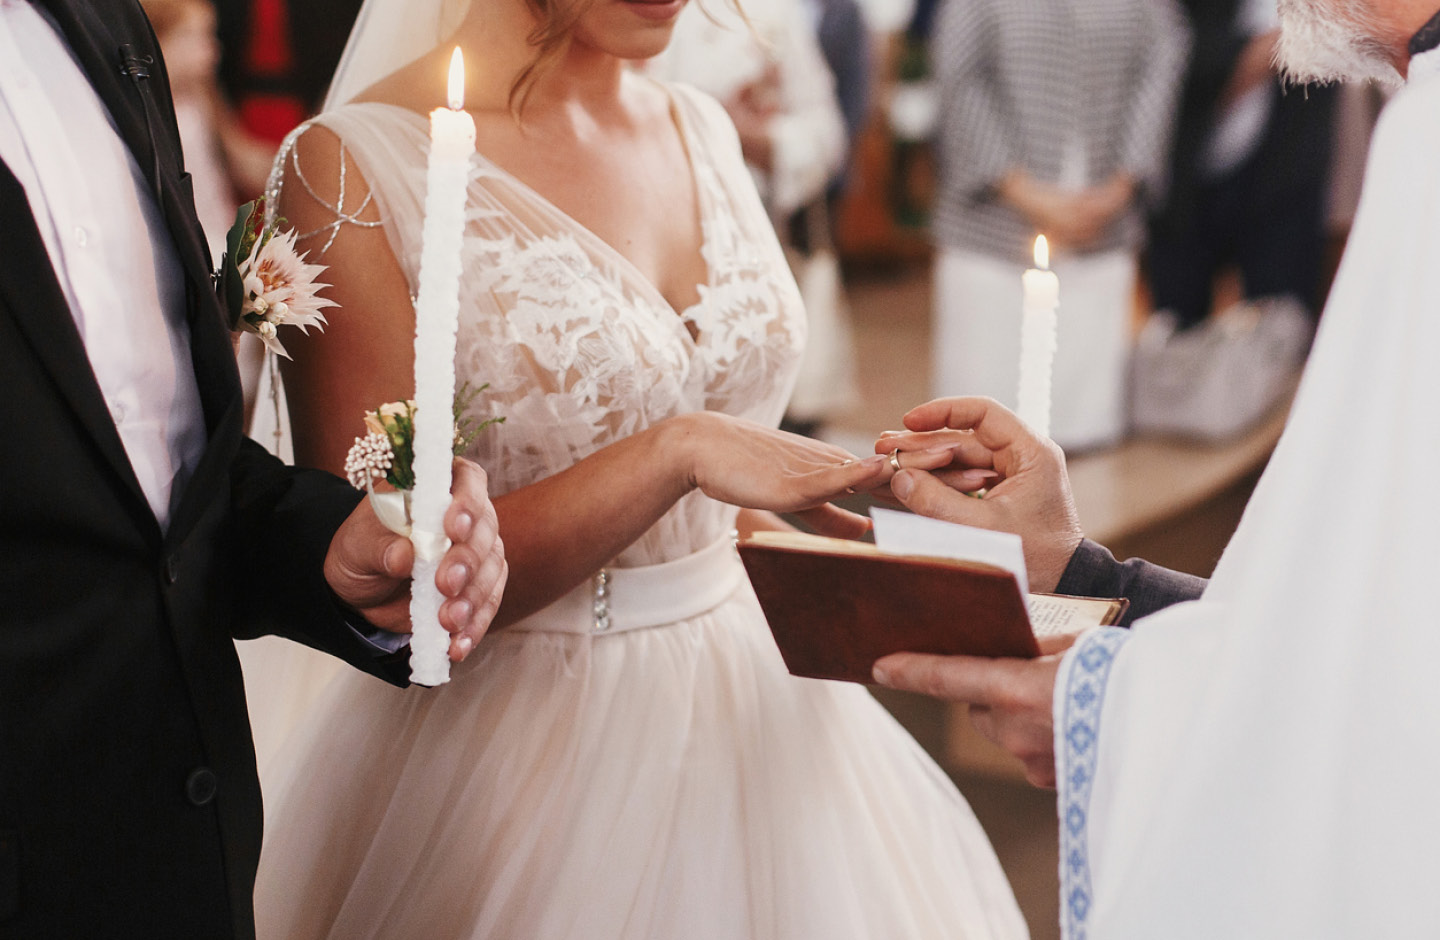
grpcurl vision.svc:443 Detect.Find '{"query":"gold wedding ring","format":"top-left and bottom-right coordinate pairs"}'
top-left (888, 448), bottom-right (902, 472)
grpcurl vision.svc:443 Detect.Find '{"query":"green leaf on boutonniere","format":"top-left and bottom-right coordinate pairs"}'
top-left (218, 199), bottom-right (260, 331)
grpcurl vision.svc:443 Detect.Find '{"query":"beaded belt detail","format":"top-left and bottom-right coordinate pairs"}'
top-left (507, 537), bottom-right (746, 636)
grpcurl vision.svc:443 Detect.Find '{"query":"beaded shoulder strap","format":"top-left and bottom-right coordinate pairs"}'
top-left (265, 122), bottom-right (386, 256)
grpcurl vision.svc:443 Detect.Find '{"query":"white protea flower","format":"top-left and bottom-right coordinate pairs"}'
top-left (237, 228), bottom-right (337, 358)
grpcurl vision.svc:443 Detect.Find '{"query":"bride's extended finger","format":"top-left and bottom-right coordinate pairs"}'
top-left (797, 453), bottom-right (888, 503)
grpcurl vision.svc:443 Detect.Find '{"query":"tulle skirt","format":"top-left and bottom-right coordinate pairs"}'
top-left (252, 544), bottom-right (1027, 939)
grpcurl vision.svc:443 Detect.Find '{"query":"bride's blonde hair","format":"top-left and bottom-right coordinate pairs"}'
top-left (509, 0), bottom-right (751, 116)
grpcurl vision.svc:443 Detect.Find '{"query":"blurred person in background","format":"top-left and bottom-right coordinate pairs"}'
top-left (804, 0), bottom-right (873, 194)
top-left (646, 0), bottom-right (846, 224)
top-left (929, 0), bottom-right (1189, 452)
top-left (142, 0), bottom-right (278, 437)
top-left (1146, 0), bottom-right (1335, 330)
top-left (214, 0), bottom-right (364, 190)
top-left (1133, 0), bottom-right (1335, 439)
top-left (141, 0), bottom-right (234, 257)
top-left (789, 0), bottom-right (875, 436)
top-left (647, 0), bottom-right (859, 437)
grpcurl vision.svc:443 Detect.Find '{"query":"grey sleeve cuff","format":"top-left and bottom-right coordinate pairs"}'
top-left (1055, 539), bottom-right (1207, 626)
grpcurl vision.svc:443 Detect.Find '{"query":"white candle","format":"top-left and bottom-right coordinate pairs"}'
top-left (1018, 235), bottom-right (1060, 438)
top-left (408, 48), bottom-right (475, 686)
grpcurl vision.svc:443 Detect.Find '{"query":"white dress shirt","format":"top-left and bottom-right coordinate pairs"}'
top-left (0, 0), bottom-right (205, 529)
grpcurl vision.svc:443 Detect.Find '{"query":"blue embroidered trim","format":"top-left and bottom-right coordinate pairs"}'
top-left (1057, 627), bottom-right (1132, 940)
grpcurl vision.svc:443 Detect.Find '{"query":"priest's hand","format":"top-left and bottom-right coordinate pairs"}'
top-left (871, 634), bottom-right (1075, 788)
top-left (324, 457), bottom-right (508, 661)
top-left (875, 396), bottom-right (1084, 593)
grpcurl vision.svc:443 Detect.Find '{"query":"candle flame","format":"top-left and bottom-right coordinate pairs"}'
top-left (1034, 235), bottom-right (1050, 270)
top-left (447, 48), bottom-right (465, 111)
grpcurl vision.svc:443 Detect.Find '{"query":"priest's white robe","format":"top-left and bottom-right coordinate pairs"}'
top-left (1054, 46), bottom-right (1440, 939)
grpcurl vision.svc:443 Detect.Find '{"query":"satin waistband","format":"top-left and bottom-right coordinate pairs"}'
top-left (507, 537), bottom-right (746, 636)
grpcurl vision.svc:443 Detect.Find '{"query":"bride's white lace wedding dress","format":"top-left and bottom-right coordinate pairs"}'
top-left (251, 81), bottom-right (1028, 940)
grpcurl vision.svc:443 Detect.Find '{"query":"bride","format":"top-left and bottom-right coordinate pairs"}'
top-left (252, 0), bottom-right (1028, 937)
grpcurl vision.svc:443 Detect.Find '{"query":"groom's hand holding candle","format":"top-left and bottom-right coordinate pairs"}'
top-left (324, 457), bottom-right (508, 661)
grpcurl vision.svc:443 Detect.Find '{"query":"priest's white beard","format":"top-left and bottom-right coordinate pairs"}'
top-left (1275, 0), bottom-right (1403, 85)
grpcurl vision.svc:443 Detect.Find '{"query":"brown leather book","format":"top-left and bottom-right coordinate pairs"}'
top-left (738, 531), bottom-right (1128, 684)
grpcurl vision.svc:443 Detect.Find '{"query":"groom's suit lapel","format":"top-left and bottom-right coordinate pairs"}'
top-left (11, 0), bottom-right (244, 546)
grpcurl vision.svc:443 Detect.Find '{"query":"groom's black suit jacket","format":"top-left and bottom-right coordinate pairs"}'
top-left (0, 1), bottom-right (407, 936)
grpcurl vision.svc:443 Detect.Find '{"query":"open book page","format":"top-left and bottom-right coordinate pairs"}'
top-left (1027, 595), bottom-right (1124, 637)
top-left (870, 508), bottom-right (1029, 595)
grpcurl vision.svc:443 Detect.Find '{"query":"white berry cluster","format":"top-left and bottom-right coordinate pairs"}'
top-left (344, 432), bottom-right (395, 489)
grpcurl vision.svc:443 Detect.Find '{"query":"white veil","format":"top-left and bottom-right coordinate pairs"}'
top-left (322, 0), bottom-right (474, 110)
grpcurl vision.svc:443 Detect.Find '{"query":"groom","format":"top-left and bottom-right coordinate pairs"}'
top-left (0, 0), bottom-right (506, 936)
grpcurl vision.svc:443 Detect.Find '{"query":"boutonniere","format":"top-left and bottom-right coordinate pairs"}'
top-left (216, 198), bottom-right (335, 358)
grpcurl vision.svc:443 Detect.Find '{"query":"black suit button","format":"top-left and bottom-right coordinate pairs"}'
top-left (185, 768), bottom-right (217, 806)
top-left (163, 554), bottom-right (179, 585)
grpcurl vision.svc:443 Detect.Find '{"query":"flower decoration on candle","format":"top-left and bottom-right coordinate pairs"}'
top-left (1018, 234), bottom-right (1060, 438)
top-left (343, 384), bottom-right (502, 545)
top-left (406, 46), bottom-right (478, 686)
top-left (343, 384), bottom-right (501, 494)
top-left (217, 198), bottom-right (335, 358)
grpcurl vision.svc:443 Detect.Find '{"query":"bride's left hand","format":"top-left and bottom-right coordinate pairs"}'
top-left (325, 457), bottom-right (507, 660)
top-left (675, 413), bottom-right (957, 535)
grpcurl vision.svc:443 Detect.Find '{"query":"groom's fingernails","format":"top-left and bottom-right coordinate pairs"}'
top-left (891, 471), bottom-right (915, 500)
top-left (872, 663), bottom-right (891, 686)
top-left (453, 633), bottom-right (474, 659)
top-left (447, 563), bottom-right (472, 593)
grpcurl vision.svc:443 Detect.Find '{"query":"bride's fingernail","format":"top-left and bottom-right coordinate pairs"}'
top-left (861, 454), bottom-right (887, 469)
top-left (924, 444), bottom-right (956, 455)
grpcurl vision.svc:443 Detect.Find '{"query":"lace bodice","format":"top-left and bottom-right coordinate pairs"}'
top-left (274, 83), bottom-right (805, 568)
